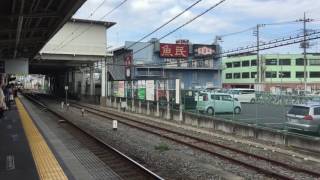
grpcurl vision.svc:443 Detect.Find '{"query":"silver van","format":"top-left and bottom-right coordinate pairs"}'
top-left (285, 102), bottom-right (320, 134)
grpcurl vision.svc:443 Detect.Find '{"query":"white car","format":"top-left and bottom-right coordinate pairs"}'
top-left (227, 88), bottom-right (256, 103)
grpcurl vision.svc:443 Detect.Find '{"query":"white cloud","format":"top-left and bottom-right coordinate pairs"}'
top-left (73, 0), bottom-right (320, 52)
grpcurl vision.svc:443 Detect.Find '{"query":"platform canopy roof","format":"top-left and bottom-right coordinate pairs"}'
top-left (0, 0), bottom-right (86, 59)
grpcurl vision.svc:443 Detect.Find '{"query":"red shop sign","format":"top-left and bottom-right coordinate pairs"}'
top-left (160, 43), bottom-right (188, 58)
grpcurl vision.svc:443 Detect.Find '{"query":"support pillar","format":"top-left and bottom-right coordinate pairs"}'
top-left (131, 81), bottom-right (135, 112)
top-left (81, 71), bottom-right (86, 95)
top-left (118, 98), bottom-right (121, 112)
top-left (89, 67), bottom-right (94, 96)
top-left (166, 80), bottom-right (170, 120)
top-left (156, 81), bottom-right (159, 117)
top-left (147, 101), bottom-right (150, 115)
top-left (100, 60), bottom-right (107, 106)
top-left (138, 100), bottom-right (142, 113)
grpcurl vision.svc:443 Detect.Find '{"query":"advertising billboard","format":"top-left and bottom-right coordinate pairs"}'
top-left (118, 81), bottom-right (125, 97)
top-left (112, 81), bottom-right (118, 96)
top-left (193, 44), bottom-right (216, 58)
top-left (160, 43), bottom-right (188, 58)
top-left (146, 80), bottom-right (155, 101)
top-left (138, 80), bottom-right (146, 100)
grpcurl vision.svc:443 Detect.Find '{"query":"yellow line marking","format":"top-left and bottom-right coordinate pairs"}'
top-left (16, 98), bottom-right (68, 180)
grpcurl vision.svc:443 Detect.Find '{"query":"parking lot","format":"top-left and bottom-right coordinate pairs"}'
top-left (215, 103), bottom-right (289, 128)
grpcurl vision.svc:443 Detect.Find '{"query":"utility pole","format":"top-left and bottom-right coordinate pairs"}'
top-left (298, 13), bottom-right (313, 91)
top-left (303, 12), bottom-right (308, 91)
top-left (256, 24), bottom-right (260, 84)
top-left (214, 36), bottom-right (222, 88)
top-left (254, 24), bottom-right (264, 89)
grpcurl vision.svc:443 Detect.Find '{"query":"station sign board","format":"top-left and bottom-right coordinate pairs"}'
top-left (160, 43), bottom-right (188, 58)
top-left (193, 44), bottom-right (216, 58)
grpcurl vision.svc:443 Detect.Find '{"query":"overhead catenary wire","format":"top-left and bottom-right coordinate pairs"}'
top-left (101, 29), bottom-right (320, 68)
top-left (82, 32), bottom-right (320, 77)
top-left (263, 20), bottom-right (300, 26)
top-left (218, 26), bottom-right (256, 38)
top-left (126, 0), bottom-right (204, 49)
top-left (54, 0), bottom-right (129, 51)
top-left (132, 0), bottom-right (226, 55)
top-left (53, 0), bottom-right (108, 50)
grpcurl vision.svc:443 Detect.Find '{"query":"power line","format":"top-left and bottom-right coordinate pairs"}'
top-left (103, 29), bottom-right (320, 68)
top-left (54, 0), bottom-right (128, 51)
top-left (217, 20), bottom-right (302, 42)
top-left (53, 0), bottom-right (108, 50)
top-left (88, 0), bottom-right (108, 19)
top-left (127, 0), bottom-right (204, 49)
top-left (219, 26), bottom-right (256, 38)
top-left (263, 20), bottom-right (300, 26)
top-left (132, 0), bottom-right (226, 55)
top-left (99, 0), bottom-right (128, 20)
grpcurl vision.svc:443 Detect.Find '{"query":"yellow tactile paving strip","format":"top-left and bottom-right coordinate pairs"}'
top-left (15, 98), bottom-right (68, 180)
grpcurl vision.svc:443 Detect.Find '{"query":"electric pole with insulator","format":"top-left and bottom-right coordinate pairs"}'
top-left (299, 12), bottom-right (313, 91)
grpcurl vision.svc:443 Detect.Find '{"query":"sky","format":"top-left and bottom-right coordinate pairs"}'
top-left (73, 0), bottom-right (320, 54)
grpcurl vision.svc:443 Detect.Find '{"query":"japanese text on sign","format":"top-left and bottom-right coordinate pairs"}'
top-left (160, 43), bottom-right (188, 58)
top-left (193, 44), bottom-right (216, 57)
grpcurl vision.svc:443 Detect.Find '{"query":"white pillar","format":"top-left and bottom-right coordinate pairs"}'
top-left (81, 71), bottom-right (86, 95)
top-left (131, 81), bottom-right (135, 112)
top-left (90, 67), bottom-right (94, 96)
top-left (156, 80), bottom-right (159, 117)
top-left (101, 63), bottom-right (106, 97)
top-left (166, 80), bottom-right (170, 120)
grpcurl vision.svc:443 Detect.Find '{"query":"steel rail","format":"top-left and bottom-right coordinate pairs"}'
top-left (71, 102), bottom-right (320, 180)
top-left (22, 93), bottom-right (164, 180)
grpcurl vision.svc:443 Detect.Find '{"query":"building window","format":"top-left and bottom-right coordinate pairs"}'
top-left (296, 71), bottom-right (305, 78)
top-left (279, 59), bottom-right (291, 65)
top-left (251, 59), bottom-right (257, 66)
top-left (226, 62), bottom-right (232, 68)
top-left (137, 68), bottom-right (148, 76)
top-left (279, 71), bottom-right (291, 78)
top-left (233, 61), bottom-right (240, 67)
top-left (242, 61), bottom-right (250, 67)
top-left (192, 72), bottom-right (198, 81)
top-left (266, 59), bottom-right (277, 65)
top-left (309, 59), bottom-right (320, 66)
top-left (197, 60), bottom-right (204, 67)
top-left (265, 71), bottom-right (277, 78)
top-left (310, 72), bottom-right (320, 78)
top-left (251, 72), bottom-right (257, 78)
top-left (242, 72), bottom-right (249, 79)
top-left (226, 73), bottom-right (232, 79)
top-left (314, 107), bottom-right (320, 115)
top-left (296, 58), bottom-right (305, 66)
top-left (233, 73), bottom-right (241, 79)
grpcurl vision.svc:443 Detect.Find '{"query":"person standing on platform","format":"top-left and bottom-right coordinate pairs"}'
top-left (4, 84), bottom-right (11, 110)
top-left (0, 85), bottom-right (7, 118)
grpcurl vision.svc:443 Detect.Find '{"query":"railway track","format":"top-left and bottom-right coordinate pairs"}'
top-left (68, 101), bottom-right (320, 180)
top-left (23, 93), bottom-right (163, 180)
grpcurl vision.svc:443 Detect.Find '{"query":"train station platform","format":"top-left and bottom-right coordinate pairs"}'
top-left (3, 95), bottom-right (123, 180)
top-left (0, 99), bottom-right (67, 180)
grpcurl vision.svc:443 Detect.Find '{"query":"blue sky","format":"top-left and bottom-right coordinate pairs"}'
top-left (73, 0), bottom-right (320, 54)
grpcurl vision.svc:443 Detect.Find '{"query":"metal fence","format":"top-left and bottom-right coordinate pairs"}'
top-left (107, 81), bottom-right (320, 136)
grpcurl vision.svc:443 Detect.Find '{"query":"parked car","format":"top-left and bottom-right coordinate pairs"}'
top-left (227, 88), bottom-right (256, 103)
top-left (285, 102), bottom-right (320, 135)
top-left (196, 92), bottom-right (241, 115)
